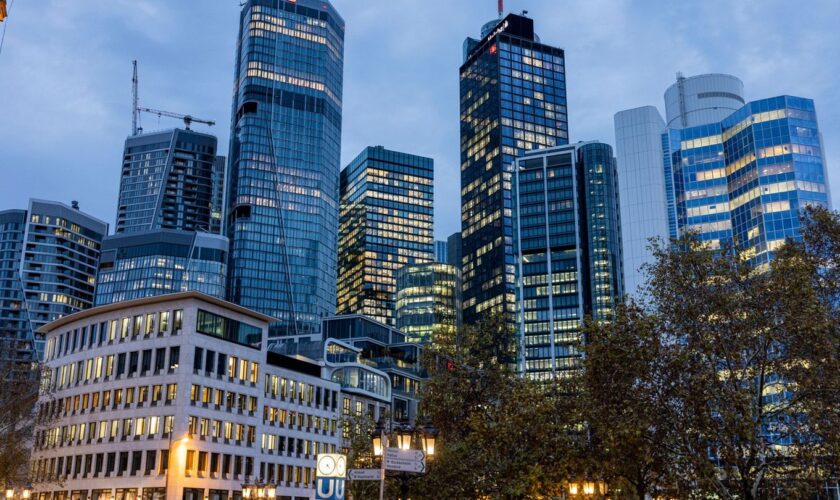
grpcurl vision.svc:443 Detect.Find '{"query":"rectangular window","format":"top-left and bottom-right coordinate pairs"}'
top-left (194, 347), bottom-right (204, 371)
top-left (149, 416), bottom-right (160, 436)
top-left (169, 346), bottom-right (180, 371)
top-left (145, 313), bottom-right (155, 336)
top-left (121, 318), bottom-right (129, 339)
top-left (132, 315), bottom-right (142, 337)
top-left (196, 309), bottom-right (262, 348)
top-left (144, 450), bottom-right (156, 475)
top-left (228, 356), bottom-right (236, 378)
top-left (159, 311), bottom-right (169, 334)
top-left (173, 309), bottom-right (183, 333)
top-left (206, 350), bottom-right (216, 374)
top-left (166, 384), bottom-right (177, 402)
top-left (109, 320), bottom-right (118, 341)
top-left (163, 415), bottom-right (174, 434)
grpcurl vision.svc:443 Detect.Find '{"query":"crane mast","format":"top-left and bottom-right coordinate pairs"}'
top-left (131, 60), bottom-right (214, 134)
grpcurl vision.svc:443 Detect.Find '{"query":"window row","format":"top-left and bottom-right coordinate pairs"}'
top-left (39, 383), bottom-right (177, 421)
top-left (49, 346), bottom-right (180, 391)
top-left (36, 415), bottom-right (174, 450)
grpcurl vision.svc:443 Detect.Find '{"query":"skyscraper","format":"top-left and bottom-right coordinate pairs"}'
top-left (337, 146), bottom-right (434, 326)
top-left (615, 74), bottom-right (831, 290)
top-left (665, 96), bottom-right (830, 266)
top-left (512, 143), bottom-right (623, 380)
top-left (460, 12), bottom-right (568, 325)
top-left (0, 200), bottom-right (108, 359)
top-left (95, 229), bottom-right (228, 305)
top-left (446, 231), bottom-right (462, 269)
top-left (117, 128), bottom-right (220, 234)
top-left (226, 0), bottom-right (344, 338)
top-left (434, 240), bottom-right (448, 264)
top-left (396, 262), bottom-right (461, 344)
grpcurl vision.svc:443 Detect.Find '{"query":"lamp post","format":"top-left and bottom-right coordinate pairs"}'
top-left (567, 479), bottom-right (607, 499)
top-left (241, 479), bottom-right (276, 500)
top-left (4, 487), bottom-right (32, 500)
top-left (370, 418), bottom-right (436, 500)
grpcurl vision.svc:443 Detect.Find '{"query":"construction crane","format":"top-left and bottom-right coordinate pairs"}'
top-left (0, 0), bottom-right (8, 23)
top-left (131, 60), bottom-right (215, 134)
top-left (137, 107), bottom-right (215, 131)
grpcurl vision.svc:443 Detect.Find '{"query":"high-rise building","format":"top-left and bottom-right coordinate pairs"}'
top-left (117, 129), bottom-right (220, 234)
top-left (95, 229), bottom-right (228, 305)
top-left (460, 13), bottom-right (568, 325)
top-left (665, 95), bottom-right (830, 266)
top-left (446, 231), bottom-right (462, 269)
top-left (512, 143), bottom-right (623, 380)
top-left (226, 0), bottom-right (345, 338)
top-left (337, 146), bottom-right (434, 326)
top-left (434, 240), bottom-right (448, 264)
top-left (395, 262), bottom-right (461, 344)
top-left (0, 209), bottom-right (32, 363)
top-left (30, 291), bottom-right (343, 499)
top-left (0, 200), bottom-right (108, 359)
top-left (211, 155), bottom-right (227, 234)
top-left (615, 74), bottom-right (831, 291)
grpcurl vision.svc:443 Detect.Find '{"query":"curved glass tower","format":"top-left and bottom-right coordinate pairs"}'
top-left (226, 0), bottom-right (344, 338)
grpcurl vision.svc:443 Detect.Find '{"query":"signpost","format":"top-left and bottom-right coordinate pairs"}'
top-left (348, 469), bottom-right (384, 481)
top-left (315, 454), bottom-right (347, 500)
top-left (384, 448), bottom-right (426, 473)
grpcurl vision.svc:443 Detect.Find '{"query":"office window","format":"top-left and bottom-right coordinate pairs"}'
top-left (159, 311), bottom-right (169, 334)
top-left (145, 313), bottom-right (155, 336)
top-left (173, 309), bottom-right (183, 333)
top-left (144, 450), bottom-right (156, 475)
top-left (194, 347), bottom-right (204, 371)
top-left (169, 347), bottom-right (180, 371)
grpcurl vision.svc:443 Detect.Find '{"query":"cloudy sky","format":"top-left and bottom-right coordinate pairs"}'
top-left (1, 0), bottom-right (838, 239)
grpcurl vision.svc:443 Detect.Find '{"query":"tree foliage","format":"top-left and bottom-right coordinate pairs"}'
top-left (0, 341), bottom-right (44, 487)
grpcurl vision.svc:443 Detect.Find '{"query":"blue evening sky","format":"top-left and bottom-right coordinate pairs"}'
top-left (0, 0), bottom-right (838, 239)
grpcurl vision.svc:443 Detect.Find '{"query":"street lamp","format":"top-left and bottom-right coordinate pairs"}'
top-left (4, 488), bottom-right (32, 500)
top-left (370, 419), bottom-right (438, 500)
top-left (567, 480), bottom-right (607, 498)
top-left (420, 421), bottom-right (437, 457)
top-left (241, 479), bottom-right (276, 499)
top-left (371, 417), bottom-right (386, 457)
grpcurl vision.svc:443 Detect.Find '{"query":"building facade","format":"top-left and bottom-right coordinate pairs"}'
top-left (445, 231), bottom-right (462, 269)
top-left (395, 263), bottom-right (461, 344)
top-left (665, 95), bottom-right (830, 266)
top-left (30, 292), bottom-right (343, 500)
top-left (117, 129), bottom-right (220, 234)
top-left (7, 200), bottom-right (109, 359)
top-left (322, 315), bottom-right (426, 424)
top-left (433, 241), bottom-right (447, 264)
top-left (460, 13), bottom-right (568, 325)
top-left (95, 230), bottom-right (228, 306)
top-left (336, 146), bottom-right (434, 326)
top-left (0, 209), bottom-right (33, 362)
top-left (512, 143), bottom-right (623, 380)
top-left (226, 0), bottom-right (345, 339)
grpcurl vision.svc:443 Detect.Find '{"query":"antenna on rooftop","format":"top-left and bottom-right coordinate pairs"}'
top-left (498, 0), bottom-right (503, 18)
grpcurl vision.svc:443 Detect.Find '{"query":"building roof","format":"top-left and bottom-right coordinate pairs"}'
top-left (38, 291), bottom-right (277, 334)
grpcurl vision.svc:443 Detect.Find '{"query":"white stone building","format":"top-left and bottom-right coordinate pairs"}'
top-left (29, 292), bottom-right (342, 500)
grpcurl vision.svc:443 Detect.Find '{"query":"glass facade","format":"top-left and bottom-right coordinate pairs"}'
top-left (513, 143), bottom-right (623, 380)
top-left (117, 129), bottom-right (220, 234)
top-left (460, 13), bottom-right (568, 326)
top-left (336, 146), bottom-right (434, 326)
top-left (95, 229), bottom-right (228, 306)
top-left (12, 200), bottom-right (108, 359)
top-left (664, 96), bottom-right (830, 267)
top-left (395, 262), bottom-right (461, 344)
top-left (0, 210), bottom-right (34, 362)
top-left (226, 0), bottom-right (344, 338)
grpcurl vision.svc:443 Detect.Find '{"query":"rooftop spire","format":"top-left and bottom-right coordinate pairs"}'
top-left (498, 0), bottom-right (503, 18)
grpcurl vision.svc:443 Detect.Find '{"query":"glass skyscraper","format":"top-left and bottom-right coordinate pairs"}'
top-left (395, 262), bottom-right (461, 344)
top-left (0, 200), bottom-right (108, 359)
top-left (513, 143), bottom-right (623, 380)
top-left (460, 13), bottom-right (568, 325)
top-left (664, 96), bottom-right (830, 266)
top-left (337, 146), bottom-right (434, 326)
top-left (117, 128), bottom-right (220, 234)
top-left (226, 0), bottom-right (344, 338)
top-left (95, 229), bottom-right (228, 305)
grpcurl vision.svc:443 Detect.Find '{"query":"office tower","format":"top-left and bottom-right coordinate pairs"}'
top-left (434, 240), bottom-right (448, 264)
top-left (0, 209), bottom-right (32, 362)
top-left (210, 155), bottom-right (226, 234)
top-left (446, 231), bottom-right (462, 269)
top-left (665, 96), bottom-right (830, 266)
top-left (31, 291), bottom-right (343, 499)
top-left (395, 262), bottom-right (462, 344)
top-left (460, 13), bottom-right (568, 325)
top-left (226, 0), bottom-right (344, 338)
top-left (513, 143), bottom-right (623, 380)
top-left (337, 146), bottom-right (434, 326)
top-left (117, 129), bottom-right (220, 234)
top-left (0, 200), bottom-right (108, 359)
top-left (95, 229), bottom-right (228, 305)
top-left (615, 74), bottom-right (831, 291)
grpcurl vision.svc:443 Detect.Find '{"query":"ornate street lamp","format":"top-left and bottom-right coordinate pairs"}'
top-left (371, 417), bottom-right (386, 457)
top-left (395, 424), bottom-right (412, 451)
top-left (567, 479), bottom-right (607, 498)
top-left (421, 421), bottom-right (437, 457)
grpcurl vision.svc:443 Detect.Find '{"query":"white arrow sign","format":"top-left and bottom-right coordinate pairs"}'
top-left (384, 448), bottom-right (426, 473)
top-left (348, 469), bottom-right (384, 481)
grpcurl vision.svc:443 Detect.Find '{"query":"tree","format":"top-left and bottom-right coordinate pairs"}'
top-left (579, 303), bottom-right (677, 498)
top-left (0, 340), bottom-right (44, 487)
top-left (417, 313), bottom-right (581, 499)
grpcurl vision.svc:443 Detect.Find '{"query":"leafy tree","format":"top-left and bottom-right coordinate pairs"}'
top-left (417, 313), bottom-right (580, 499)
top-left (0, 340), bottom-right (44, 487)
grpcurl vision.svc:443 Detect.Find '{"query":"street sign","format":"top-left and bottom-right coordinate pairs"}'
top-left (348, 469), bottom-right (384, 481)
top-left (315, 477), bottom-right (345, 500)
top-left (316, 454), bottom-right (348, 500)
top-left (384, 448), bottom-right (426, 473)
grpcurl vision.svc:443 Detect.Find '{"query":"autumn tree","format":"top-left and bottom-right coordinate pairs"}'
top-left (0, 339), bottom-right (43, 487)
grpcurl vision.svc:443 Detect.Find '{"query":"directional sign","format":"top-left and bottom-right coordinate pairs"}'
top-left (348, 469), bottom-right (384, 481)
top-left (384, 448), bottom-right (426, 473)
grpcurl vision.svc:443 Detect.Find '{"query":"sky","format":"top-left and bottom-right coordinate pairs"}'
top-left (0, 0), bottom-right (838, 239)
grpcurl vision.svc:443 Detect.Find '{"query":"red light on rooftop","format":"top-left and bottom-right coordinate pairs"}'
top-left (489, 44), bottom-right (497, 55)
